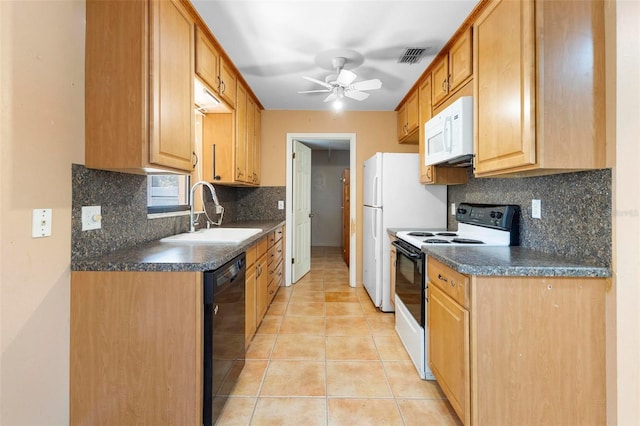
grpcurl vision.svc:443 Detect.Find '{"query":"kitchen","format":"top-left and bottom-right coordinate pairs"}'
top-left (1, 1), bottom-right (638, 426)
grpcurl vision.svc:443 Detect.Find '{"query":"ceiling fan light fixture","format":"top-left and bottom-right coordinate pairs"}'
top-left (333, 99), bottom-right (343, 110)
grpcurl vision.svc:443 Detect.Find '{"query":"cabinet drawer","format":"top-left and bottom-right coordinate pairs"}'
top-left (267, 231), bottom-right (276, 246)
top-left (268, 239), bottom-right (283, 266)
top-left (274, 225), bottom-right (284, 243)
top-left (246, 243), bottom-right (257, 267)
top-left (427, 257), bottom-right (469, 308)
top-left (268, 258), bottom-right (283, 285)
top-left (256, 236), bottom-right (268, 258)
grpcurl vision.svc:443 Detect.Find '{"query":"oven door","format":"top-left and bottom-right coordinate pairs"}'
top-left (392, 240), bottom-right (425, 327)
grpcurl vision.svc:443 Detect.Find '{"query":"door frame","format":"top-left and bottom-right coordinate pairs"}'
top-left (285, 133), bottom-right (357, 287)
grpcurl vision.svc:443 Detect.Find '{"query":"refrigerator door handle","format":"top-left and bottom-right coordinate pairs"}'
top-left (372, 209), bottom-right (380, 260)
top-left (373, 175), bottom-right (379, 206)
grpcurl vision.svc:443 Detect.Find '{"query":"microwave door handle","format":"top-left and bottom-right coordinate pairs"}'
top-left (444, 116), bottom-right (452, 153)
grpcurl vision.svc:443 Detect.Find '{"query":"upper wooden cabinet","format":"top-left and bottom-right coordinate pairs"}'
top-left (397, 90), bottom-right (419, 144)
top-left (432, 27), bottom-right (473, 107)
top-left (85, 0), bottom-right (195, 174)
top-left (195, 26), bottom-right (237, 109)
top-left (201, 82), bottom-right (261, 186)
top-left (473, 0), bottom-right (605, 177)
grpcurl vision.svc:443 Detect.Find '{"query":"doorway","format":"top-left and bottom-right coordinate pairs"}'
top-left (285, 133), bottom-right (357, 288)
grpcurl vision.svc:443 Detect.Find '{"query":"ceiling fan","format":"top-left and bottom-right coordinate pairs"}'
top-left (298, 57), bottom-right (382, 104)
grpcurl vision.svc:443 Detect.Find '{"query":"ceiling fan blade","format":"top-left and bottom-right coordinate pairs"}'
top-left (323, 92), bottom-right (338, 103)
top-left (344, 90), bottom-right (370, 101)
top-left (350, 78), bottom-right (382, 91)
top-left (336, 69), bottom-right (357, 86)
top-left (298, 89), bottom-right (331, 94)
top-left (302, 76), bottom-right (332, 89)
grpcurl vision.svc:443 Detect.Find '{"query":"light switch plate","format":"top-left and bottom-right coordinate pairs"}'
top-left (450, 203), bottom-right (456, 215)
top-left (32, 209), bottom-right (52, 238)
top-left (278, 200), bottom-right (285, 210)
top-left (532, 199), bottom-right (541, 219)
top-left (82, 205), bottom-right (102, 231)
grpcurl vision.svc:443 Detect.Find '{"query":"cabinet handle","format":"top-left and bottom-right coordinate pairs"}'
top-left (217, 76), bottom-right (222, 92)
top-left (442, 79), bottom-right (448, 93)
top-left (437, 273), bottom-right (448, 283)
top-left (220, 80), bottom-right (226, 95)
top-left (192, 151), bottom-right (198, 169)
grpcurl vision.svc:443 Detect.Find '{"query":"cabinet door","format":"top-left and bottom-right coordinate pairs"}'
top-left (247, 96), bottom-right (257, 184)
top-left (219, 57), bottom-right (237, 108)
top-left (431, 55), bottom-right (449, 105)
top-left (448, 27), bottom-right (473, 93)
top-left (149, 0), bottom-right (194, 171)
top-left (428, 284), bottom-right (470, 425)
top-left (473, 0), bottom-right (536, 175)
top-left (396, 103), bottom-right (407, 140)
top-left (245, 264), bottom-right (257, 347)
top-left (341, 169), bottom-right (350, 266)
top-left (405, 91), bottom-right (419, 134)
top-left (256, 256), bottom-right (269, 321)
top-left (194, 26), bottom-right (219, 92)
top-left (235, 84), bottom-right (248, 182)
top-left (418, 76), bottom-right (433, 183)
top-left (253, 105), bottom-right (262, 185)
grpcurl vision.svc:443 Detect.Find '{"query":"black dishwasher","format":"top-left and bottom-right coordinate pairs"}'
top-left (203, 253), bottom-right (246, 425)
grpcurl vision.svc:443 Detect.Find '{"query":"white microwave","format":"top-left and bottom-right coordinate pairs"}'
top-left (424, 96), bottom-right (473, 166)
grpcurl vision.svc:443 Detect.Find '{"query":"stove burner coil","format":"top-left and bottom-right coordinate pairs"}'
top-left (423, 239), bottom-right (451, 244)
top-left (407, 231), bottom-right (435, 237)
top-left (451, 238), bottom-right (484, 244)
top-left (436, 232), bottom-right (458, 237)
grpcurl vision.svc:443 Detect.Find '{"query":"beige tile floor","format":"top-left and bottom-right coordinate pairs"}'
top-left (216, 246), bottom-right (462, 425)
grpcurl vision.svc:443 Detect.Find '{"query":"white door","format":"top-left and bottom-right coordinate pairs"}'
top-left (292, 141), bottom-right (312, 282)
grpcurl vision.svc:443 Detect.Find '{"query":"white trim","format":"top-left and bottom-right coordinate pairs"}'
top-left (146, 210), bottom-right (190, 220)
top-left (285, 133), bottom-right (357, 288)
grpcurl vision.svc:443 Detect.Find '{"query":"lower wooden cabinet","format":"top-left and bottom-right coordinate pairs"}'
top-left (70, 271), bottom-right (203, 426)
top-left (246, 225), bottom-right (285, 345)
top-left (427, 257), bottom-right (607, 425)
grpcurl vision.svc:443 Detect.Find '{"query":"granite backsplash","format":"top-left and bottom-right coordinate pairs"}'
top-left (447, 168), bottom-right (611, 266)
top-left (71, 164), bottom-right (285, 262)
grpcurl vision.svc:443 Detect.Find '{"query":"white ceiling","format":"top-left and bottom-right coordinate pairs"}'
top-left (191, 0), bottom-right (480, 112)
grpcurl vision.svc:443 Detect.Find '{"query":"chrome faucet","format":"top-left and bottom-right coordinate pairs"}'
top-left (189, 180), bottom-right (223, 232)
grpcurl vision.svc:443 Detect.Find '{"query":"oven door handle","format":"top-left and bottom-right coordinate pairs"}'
top-left (392, 240), bottom-right (422, 260)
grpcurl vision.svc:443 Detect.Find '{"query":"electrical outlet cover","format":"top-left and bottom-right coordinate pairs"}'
top-left (82, 205), bottom-right (102, 231)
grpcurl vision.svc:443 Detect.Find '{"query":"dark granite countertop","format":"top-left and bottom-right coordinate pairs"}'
top-left (422, 246), bottom-right (611, 278)
top-left (71, 221), bottom-right (285, 272)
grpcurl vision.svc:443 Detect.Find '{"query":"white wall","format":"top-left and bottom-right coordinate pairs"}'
top-left (310, 150), bottom-right (349, 247)
top-left (0, 1), bottom-right (85, 424)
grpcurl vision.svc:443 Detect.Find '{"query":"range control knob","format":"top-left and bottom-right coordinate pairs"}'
top-left (457, 208), bottom-right (468, 215)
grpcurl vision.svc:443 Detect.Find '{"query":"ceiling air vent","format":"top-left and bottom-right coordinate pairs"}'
top-left (398, 47), bottom-right (427, 65)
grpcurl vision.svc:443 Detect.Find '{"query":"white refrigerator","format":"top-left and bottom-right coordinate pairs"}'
top-left (362, 152), bottom-right (447, 312)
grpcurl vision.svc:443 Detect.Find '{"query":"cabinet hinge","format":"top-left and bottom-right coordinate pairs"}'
top-left (292, 152), bottom-right (296, 159)
top-left (291, 257), bottom-right (295, 264)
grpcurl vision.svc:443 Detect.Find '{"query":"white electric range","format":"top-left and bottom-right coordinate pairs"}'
top-left (392, 203), bottom-right (520, 380)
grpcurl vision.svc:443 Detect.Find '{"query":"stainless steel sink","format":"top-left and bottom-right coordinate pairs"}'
top-left (161, 228), bottom-right (262, 244)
